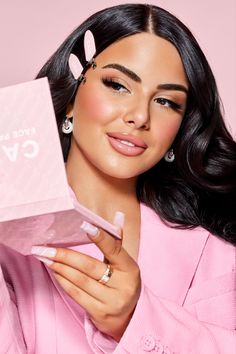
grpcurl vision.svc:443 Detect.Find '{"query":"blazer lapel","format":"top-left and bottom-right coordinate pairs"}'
top-left (138, 204), bottom-right (209, 305)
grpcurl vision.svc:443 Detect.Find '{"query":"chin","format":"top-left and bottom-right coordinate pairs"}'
top-left (92, 158), bottom-right (155, 180)
top-left (100, 165), bottom-right (147, 180)
top-left (94, 164), bottom-right (134, 179)
top-left (105, 170), bottom-right (138, 180)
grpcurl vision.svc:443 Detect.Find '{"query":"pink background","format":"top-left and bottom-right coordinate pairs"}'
top-left (0, 0), bottom-right (235, 135)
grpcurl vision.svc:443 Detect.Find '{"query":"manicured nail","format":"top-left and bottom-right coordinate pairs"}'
top-left (31, 246), bottom-right (57, 258)
top-left (34, 255), bottom-right (54, 266)
top-left (113, 211), bottom-right (125, 229)
top-left (80, 221), bottom-right (99, 237)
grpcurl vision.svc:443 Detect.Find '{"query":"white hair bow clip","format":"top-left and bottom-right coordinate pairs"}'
top-left (68, 30), bottom-right (96, 82)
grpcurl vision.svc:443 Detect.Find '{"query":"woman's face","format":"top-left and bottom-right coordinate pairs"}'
top-left (68, 32), bottom-right (188, 179)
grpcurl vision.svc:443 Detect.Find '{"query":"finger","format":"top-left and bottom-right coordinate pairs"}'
top-left (51, 255), bottom-right (117, 290)
top-left (31, 246), bottom-right (115, 281)
top-left (52, 262), bottom-right (116, 300)
top-left (53, 273), bottom-right (105, 316)
top-left (103, 211), bottom-right (124, 264)
top-left (80, 222), bottom-right (135, 268)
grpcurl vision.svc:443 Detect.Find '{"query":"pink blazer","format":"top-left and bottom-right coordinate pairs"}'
top-left (0, 203), bottom-right (235, 353)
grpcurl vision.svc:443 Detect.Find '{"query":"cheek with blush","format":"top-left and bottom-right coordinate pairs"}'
top-left (158, 119), bottom-right (182, 147)
top-left (75, 86), bottom-right (117, 124)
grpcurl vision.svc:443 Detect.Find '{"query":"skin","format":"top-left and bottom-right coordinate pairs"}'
top-left (33, 33), bottom-right (188, 341)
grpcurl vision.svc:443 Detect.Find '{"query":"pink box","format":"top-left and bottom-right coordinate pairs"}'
top-left (0, 78), bottom-right (120, 255)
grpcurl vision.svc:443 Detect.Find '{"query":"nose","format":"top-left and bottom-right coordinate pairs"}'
top-left (123, 100), bottom-right (150, 130)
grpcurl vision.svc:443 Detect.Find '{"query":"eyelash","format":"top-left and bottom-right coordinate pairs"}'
top-left (102, 78), bottom-right (129, 93)
top-left (102, 77), bottom-right (182, 111)
top-left (154, 97), bottom-right (182, 111)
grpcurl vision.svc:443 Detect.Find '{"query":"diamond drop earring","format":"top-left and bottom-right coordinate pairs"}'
top-left (164, 149), bottom-right (175, 162)
top-left (62, 117), bottom-right (73, 134)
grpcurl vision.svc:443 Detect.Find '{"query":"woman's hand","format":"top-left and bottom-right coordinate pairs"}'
top-left (31, 219), bottom-right (141, 341)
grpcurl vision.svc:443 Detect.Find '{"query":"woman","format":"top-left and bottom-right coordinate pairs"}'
top-left (0, 3), bottom-right (235, 353)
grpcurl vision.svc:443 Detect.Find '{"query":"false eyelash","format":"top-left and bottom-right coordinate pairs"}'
top-left (102, 77), bottom-right (128, 92)
top-left (155, 97), bottom-right (183, 111)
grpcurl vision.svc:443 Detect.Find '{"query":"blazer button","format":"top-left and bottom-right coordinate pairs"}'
top-left (163, 346), bottom-right (171, 354)
top-left (155, 342), bottom-right (164, 353)
top-left (141, 335), bottom-right (156, 351)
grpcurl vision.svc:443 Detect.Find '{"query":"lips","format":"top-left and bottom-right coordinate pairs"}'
top-left (107, 133), bottom-right (147, 148)
top-left (107, 132), bottom-right (147, 157)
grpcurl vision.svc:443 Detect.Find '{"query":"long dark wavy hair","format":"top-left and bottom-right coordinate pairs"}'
top-left (36, 3), bottom-right (236, 245)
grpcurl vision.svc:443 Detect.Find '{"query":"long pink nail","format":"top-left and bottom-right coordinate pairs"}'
top-left (80, 221), bottom-right (99, 237)
top-left (31, 246), bottom-right (57, 258)
top-left (113, 211), bottom-right (125, 229)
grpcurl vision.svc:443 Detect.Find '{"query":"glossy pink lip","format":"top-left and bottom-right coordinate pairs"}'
top-left (107, 132), bottom-right (147, 148)
top-left (107, 132), bottom-right (147, 157)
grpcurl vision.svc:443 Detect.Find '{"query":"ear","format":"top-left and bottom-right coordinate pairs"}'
top-left (84, 30), bottom-right (96, 62)
top-left (66, 103), bottom-right (74, 118)
top-left (68, 53), bottom-right (83, 80)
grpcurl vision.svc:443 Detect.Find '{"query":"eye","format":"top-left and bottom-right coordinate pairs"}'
top-left (154, 97), bottom-right (182, 110)
top-left (102, 78), bottom-right (129, 93)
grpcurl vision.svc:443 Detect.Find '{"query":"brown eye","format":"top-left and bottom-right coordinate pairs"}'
top-left (154, 97), bottom-right (182, 110)
top-left (102, 78), bottom-right (129, 93)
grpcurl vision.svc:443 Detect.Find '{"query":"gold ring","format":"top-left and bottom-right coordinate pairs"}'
top-left (98, 264), bottom-right (113, 285)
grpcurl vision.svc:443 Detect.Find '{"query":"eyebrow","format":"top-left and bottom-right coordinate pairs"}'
top-left (102, 63), bottom-right (141, 83)
top-left (157, 83), bottom-right (188, 94)
top-left (102, 63), bottom-right (188, 94)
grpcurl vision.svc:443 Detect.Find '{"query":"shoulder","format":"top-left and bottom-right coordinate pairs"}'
top-left (184, 232), bottom-right (236, 329)
top-left (140, 202), bottom-right (235, 280)
top-left (140, 202), bottom-right (209, 245)
top-left (191, 232), bottom-right (235, 282)
top-left (139, 203), bottom-right (235, 319)
top-left (140, 202), bottom-right (235, 262)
